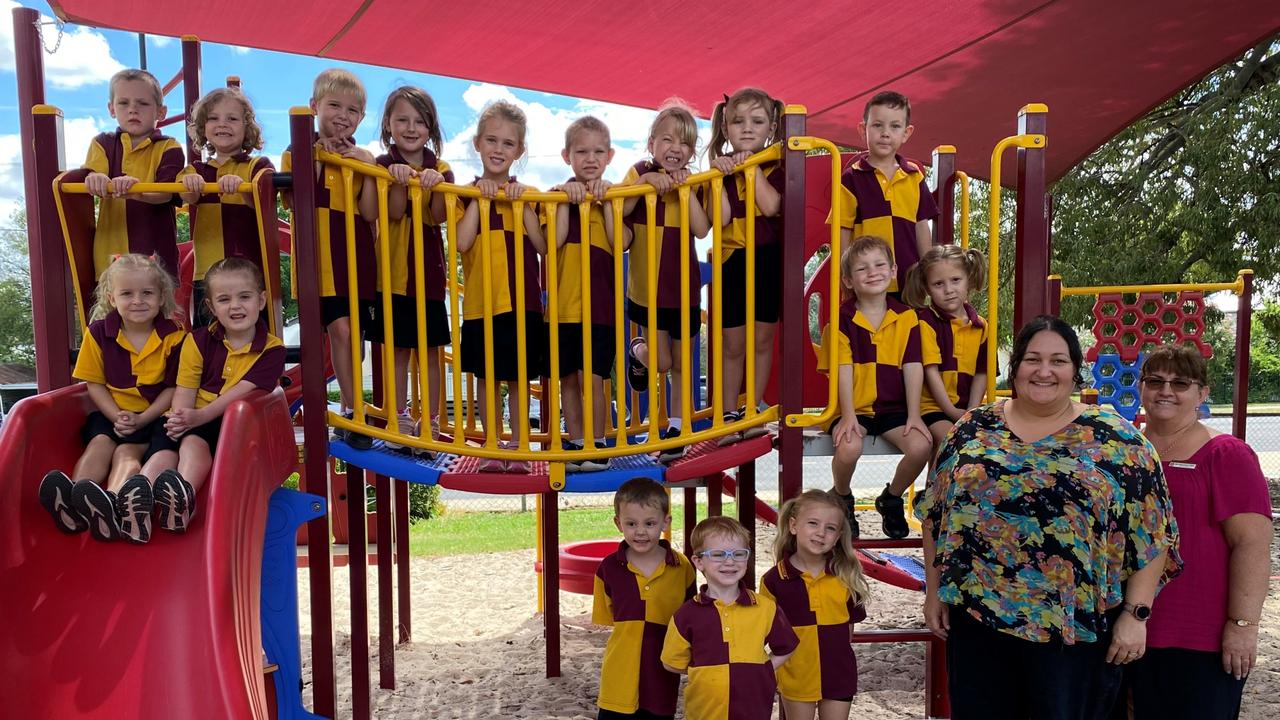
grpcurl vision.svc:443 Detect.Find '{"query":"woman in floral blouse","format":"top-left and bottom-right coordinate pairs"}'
top-left (915, 315), bottom-right (1182, 719)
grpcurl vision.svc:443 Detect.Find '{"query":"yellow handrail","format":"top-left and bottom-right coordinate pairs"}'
top-left (956, 171), bottom-right (970, 249)
top-left (1053, 274), bottom-right (1247, 298)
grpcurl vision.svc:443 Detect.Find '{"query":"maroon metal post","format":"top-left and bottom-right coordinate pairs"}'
top-left (180, 36), bottom-right (202, 164)
top-left (932, 145), bottom-right (957, 246)
top-left (707, 475), bottom-right (722, 517)
top-left (926, 638), bottom-right (951, 717)
top-left (541, 491), bottom-right (561, 677)
top-left (1013, 105), bottom-right (1049, 331)
top-left (1047, 276), bottom-right (1062, 317)
top-left (682, 487), bottom-right (698, 552)
top-left (289, 108), bottom-right (336, 717)
top-left (1232, 270), bottom-right (1253, 441)
top-left (736, 463), bottom-right (756, 588)
top-left (395, 480), bottom-right (412, 644)
top-left (347, 466), bottom-right (370, 720)
top-left (375, 473), bottom-right (395, 689)
top-left (226, 75), bottom-right (241, 88)
top-left (778, 105), bottom-right (807, 503)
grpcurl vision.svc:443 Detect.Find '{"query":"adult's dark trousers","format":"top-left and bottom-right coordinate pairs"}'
top-left (1116, 646), bottom-right (1246, 720)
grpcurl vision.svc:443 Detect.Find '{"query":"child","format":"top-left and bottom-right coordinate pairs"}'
top-left (136, 257), bottom-right (286, 534)
top-left (83, 69), bottom-right (185, 279)
top-left (661, 517), bottom-right (797, 720)
top-left (592, 477), bottom-right (695, 719)
top-left (454, 100), bottom-right (547, 473)
top-left (282, 68), bottom-right (379, 449)
top-left (902, 245), bottom-right (989, 449)
top-left (372, 86), bottom-right (455, 454)
top-left (760, 490), bottom-right (870, 719)
top-left (179, 87), bottom-right (275, 328)
top-left (548, 116), bottom-right (631, 471)
top-left (620, 100), bottom-right (712, 462)
top-left (38, 254), bottom-right (185, 544)
top-left (706, 88), bottom-right (785, 444)
top-left (816, 235), bottom-right (932, 539)
top-left (825, 90), bottom-right (938, 296)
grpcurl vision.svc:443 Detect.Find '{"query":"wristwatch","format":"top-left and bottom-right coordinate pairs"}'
top-left (1124, 602), bottom-right (1152, 621)
top-left (1230, 618), bottom-right (1258, 627)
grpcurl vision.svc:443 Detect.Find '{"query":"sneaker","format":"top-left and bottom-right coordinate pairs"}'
top-left (563, 440), bottom-right (586, 473)
top-left (384, 413), bottom-right (416, 453)
top-left (625, 336), bottom-right (649, 393)
top-left (412, 417), bottom-right (439, 460)
top-left (657, 426), bottom-right (686, 464)
top-left (115, 475), bottom-right (154, 544)
top-left (502, 440), bottom-right (531, 474)
top-left (154, 469), bottom-right (197, 534)
top-left (834, 490), bottom-right (860, 539)
top-left (342, 411), bottom-right (374, 451)
top-left (577, 441), bottom-right (611, 472)
top-left (875, 485), bottom-right (909, 539)
top-left (39, 470), bottom-right (88, 534)
top-left (71, 480), bottom-right (120, 542)
top-left (739, 408), bottom-right (770, 440)
top-left (716, 410), bottom-right (744, 447)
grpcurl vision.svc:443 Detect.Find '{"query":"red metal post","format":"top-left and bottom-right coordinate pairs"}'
top-left (736, 464), bottom-right (756, 588)
top-left (347, 466), bottom-right (370, 720)
top-left (683, 487), bottom-right (698, 553)
top-left (376, 473), bottom-right (395, 689)
top-left (289, 108), bottom-right (336, 717)
top-left (1047, 276), bottom-right (1062, 317)
top-left (395, 480), bottom-right (412, 644)
top-left (1232, 270), bottom-right (1253, 441)
top-left (541, 491), bottom-right (561, 677)
top-left (180, 36), bottom-right (202, 164)
top-left (707, 474), bottom-right (722, 517)
top-left (932, 145), bottom-right (957, 246)
top-left (1013, 105), bottom-right (1049, 331)
top-left (778, 105), bottom-right (807, 503)
top-left (926, 638), bottom-right (951, 717)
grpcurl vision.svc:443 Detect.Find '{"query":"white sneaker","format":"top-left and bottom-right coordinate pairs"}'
top-left (385, 413), bottom-right (416, 453)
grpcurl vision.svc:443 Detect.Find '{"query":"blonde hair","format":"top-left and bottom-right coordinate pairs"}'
top-left (474, 100), bottom-right (528, 153)
top-left (708, 87), bottom-right (783, 161)
top-left (773, 490), bottom-right (869, 604)
top-left (311, 68), bottom-right (367, 110)
top-left (690, 516), bottom-right (750, 553)
top-left (648, 98), bottom-right (699, 157)
top-left (187, 87), bottom-right (264, 155)
top-left (90, 253), bottom-right (178, 323)
top-left (565, 115), bottom-right (611, 149)
top-left (109, 69), bottom-right (164, 106)
top-left (901, 244), bottom-right (987, 310)
top-left (838, 235), bottom-right (893, 303)
top-left (380, 86), bottom-right (444, 156)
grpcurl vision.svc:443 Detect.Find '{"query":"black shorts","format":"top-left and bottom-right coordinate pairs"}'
top-left (554, 323), bottom-right (617, 379)
top-left (80, 411), bottom-right (172, 463)
top-left (626, 301), bottom-right (701, 340)
top-left (365, 295), bottom-right (451, 350)
top-left (146, 414), bottom-right (223, 457)
top-left (597, 709), bottom-right (674, 720)
top-left (921, 411), bottom-right (951, 427)
top-left (460, 311), bottom-right (547, 381)
top-left (320, 295), bottom-right (377, 330)
top-left (1126, 646), bottom-right (1247, 720)
top-left (719, 243), bottom-right (781, 327)
top-left (856, 412), bottom-right (908, 437)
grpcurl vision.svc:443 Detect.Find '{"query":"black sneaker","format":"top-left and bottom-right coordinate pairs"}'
top-left (115, 475), bottom-right (154, 544)
top-left (342, 411), bottom-right (373, 450)
top-left (739, 407), bottom-right (770, 440)
top-left (625, 337), bottom-right (649, 393)
top-left (875, 485), bottom-right (909, 539)
top-left (154, 469), bottom-right (196, 534)
top-left (71, 480), bottom-right (121, 542)
top-left (39, 470), bottom-right (87, 534)
top-left (657, 426), bottom-right (686, 464)
top-left (834, 490), bottom-right (860, 539)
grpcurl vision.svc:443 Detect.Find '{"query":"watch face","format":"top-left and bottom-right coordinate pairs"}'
top-left (1134, 605), bottom-right (1152, 620)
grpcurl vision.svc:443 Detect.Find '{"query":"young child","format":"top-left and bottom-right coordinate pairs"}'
top-left (281, 68), bottom-right (379, 449)
top-left (661, 517), bottom-right (797, 720)
top-left (454, 100), bottom-right (547, 473)
top-left (707, 88), bottom-right (785, 444)
top-left (902, 245), bottom-right (989, 449)
top-left (179, 87), bottom-right (275, 327)
top-left (826, 90), bottom-right (938, 296)
top-left (38, 254), bottom-right (185, 544)
top-left (548, 116), bottom-right (630, 471)
top-left (136, 257), bottom-right (286, 534)
top-left (82, 69), bottom-right (185, 279)
top-left (592, 477), bottom-right (695, 719)
top-left (760, 490), bottom-right (870, 719)
top-left (620, 100), bottom-right (711, 462)
top-left (372, 86), bottom-right (455, 454)
top-left (817, 235), bottom-right (932, 539)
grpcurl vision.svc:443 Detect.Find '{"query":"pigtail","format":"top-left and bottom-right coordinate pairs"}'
top-left (901, 262), bottom-right (931, 310)
top-left (772, 495), bottom-right (801, 564)
top-left (707, 99), bottom-right (730, 162)
top-left (963, 247), bottom-right (988, 294)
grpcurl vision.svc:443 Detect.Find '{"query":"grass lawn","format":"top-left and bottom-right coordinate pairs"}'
top-left (408, 502), bottom-right (740, 557)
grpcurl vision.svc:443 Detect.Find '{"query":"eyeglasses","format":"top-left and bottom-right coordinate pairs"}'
top-left (1140, 376), bottom-right (1201, 392)
top-left (697, 549), bottom-right (751, 563)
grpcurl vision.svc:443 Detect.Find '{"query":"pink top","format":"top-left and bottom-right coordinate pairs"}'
top-left (1146, 434), bottom-right (1272, 652)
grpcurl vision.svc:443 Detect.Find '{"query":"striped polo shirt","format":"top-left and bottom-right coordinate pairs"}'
top-left (281, 141), bottom-right (376, 299)
top-left (374, 147), bottom-right (455, 299)
top-left (83, 129), bottom-right (185, 277)
top-left (545, 177), bottom-right (618, 325)
top-left (817, 297), bottom-right (923, 417)
top-left (660, 585), bottom-right (799, 720)
top-left (592, 540), bottom-right (696, 715)
top-left (622, 160), bottom-right (703, 312)
top-left (825, 153), bottom-right (939, 292)
top-left (455, 179), bottom-right (544, 321)
top-left (918, 303), bottom-right (988, 414)
top-left (73, 311), bottom-right (186, 413)
top-left (759, 555), bottom-right (867, 702)
top-left (176, 320), bottom-right (285, 408)
top-left (712, 160), bottom-right (785, 262)
top-left (182, 153), bottom-right (275, 280)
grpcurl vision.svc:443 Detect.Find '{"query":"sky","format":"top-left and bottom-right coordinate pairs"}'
top-left (0, 0), bottom-right (713, 231)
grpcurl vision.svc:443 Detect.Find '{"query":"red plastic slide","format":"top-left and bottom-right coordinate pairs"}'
top-left (0, 384), bottom-right (298, 719)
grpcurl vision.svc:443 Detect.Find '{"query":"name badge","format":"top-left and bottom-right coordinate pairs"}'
top-left (1168, 461), bottom-right (1197, 470)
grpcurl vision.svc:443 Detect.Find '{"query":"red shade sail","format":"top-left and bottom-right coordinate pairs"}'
top-left (48, 0), bottom-right (1280, 183)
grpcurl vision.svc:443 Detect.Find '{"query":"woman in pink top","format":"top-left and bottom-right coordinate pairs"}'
top-left (1127, 345), bottom-right (1272, 719)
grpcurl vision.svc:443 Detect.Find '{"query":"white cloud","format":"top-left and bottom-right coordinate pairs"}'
top-left (230, 45), bottom-right (252, 56)
top-left (0, 2), bottom-right (126, 90)
top-left (0, 115), bottom-right (106, 225)
top-left (148, 35), bottom-right (174, 48)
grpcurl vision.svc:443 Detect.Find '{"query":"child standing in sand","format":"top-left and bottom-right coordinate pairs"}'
top-left (592, 477), bottom-right (696, 719)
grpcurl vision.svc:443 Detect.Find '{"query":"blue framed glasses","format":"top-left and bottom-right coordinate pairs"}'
top-left (698, 549), bottom-right (751, 562)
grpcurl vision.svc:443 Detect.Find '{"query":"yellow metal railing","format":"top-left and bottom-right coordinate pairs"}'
top-left (1054, 274), bottom-right (1249, 298)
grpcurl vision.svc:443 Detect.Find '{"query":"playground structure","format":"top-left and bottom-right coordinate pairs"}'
top-left (3, 6), bottom-right (1269, 720)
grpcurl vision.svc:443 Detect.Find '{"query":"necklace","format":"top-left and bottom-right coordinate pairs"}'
top-left (1145, 418), bottom-right (1200, 461)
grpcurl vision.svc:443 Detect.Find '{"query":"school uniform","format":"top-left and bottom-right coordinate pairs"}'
top-left (918, 303), bottom-right (987, 425)
top-left (82, 128), bottom-right (185, 277)
top-left (369, 147), bottom-right (455, 349)
top-left (593, 540), bottom-right (697, 718)
top-left (623, 161), bottom-right (703, 339)
top-left (546, 177), bottom-right (619, 378)
top-left (816, 297), bottom-right (922, 435)
top-left (825, 153), bottom-right (939, 293)
top-left (711, 160), bottom-right (785, 327)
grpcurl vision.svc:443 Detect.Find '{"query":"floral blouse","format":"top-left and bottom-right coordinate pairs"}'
top-left (914, 400), bottom-right (1181, 644)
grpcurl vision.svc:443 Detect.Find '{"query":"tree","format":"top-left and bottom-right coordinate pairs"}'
top-left (0, 208), bottom-right (34, 364)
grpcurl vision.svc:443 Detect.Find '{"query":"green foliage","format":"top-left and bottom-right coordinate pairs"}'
top-left (0, 208), bottom-right (34, 363)
top-left (1206, 301), bottom-right (1280, 404)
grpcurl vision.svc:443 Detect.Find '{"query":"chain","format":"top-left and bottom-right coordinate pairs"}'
top-left (36, 19), bottom-right (65, 55)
